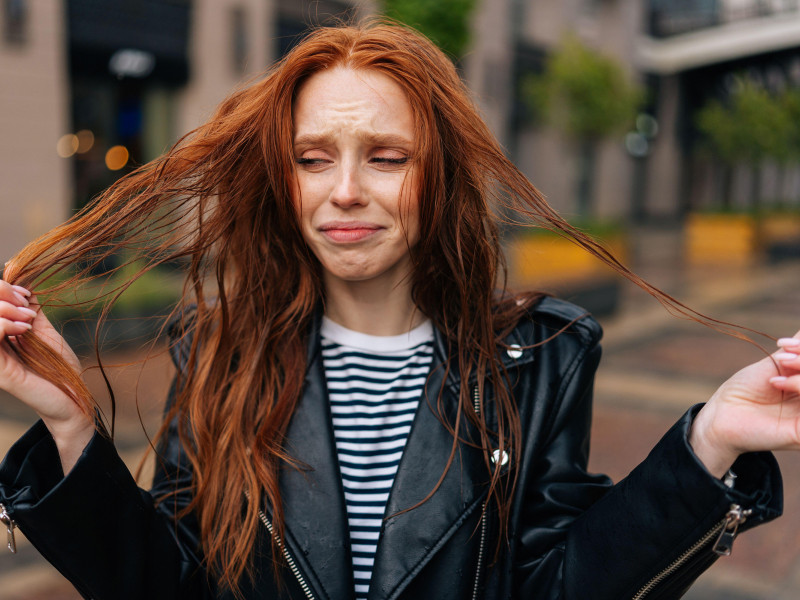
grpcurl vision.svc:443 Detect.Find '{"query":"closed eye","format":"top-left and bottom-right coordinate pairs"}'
top-left (370, 157), bottom-right (408, 164)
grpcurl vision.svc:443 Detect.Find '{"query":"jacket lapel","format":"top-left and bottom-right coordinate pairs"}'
top-left (367, 330), bottom-right (488, 600)
top-left (268, 317), bottom-right (537, 600)
top-left (274, 316), bottom-right (355, 600)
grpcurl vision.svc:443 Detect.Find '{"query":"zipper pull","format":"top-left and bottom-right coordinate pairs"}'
top-left (712, 504), bottom-right (752, 556)
top-left (0, 503), bottom-right (17, 554)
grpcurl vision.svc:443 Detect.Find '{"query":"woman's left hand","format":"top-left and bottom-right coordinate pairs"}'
top-left (690, 331), bottom-right (800, 478)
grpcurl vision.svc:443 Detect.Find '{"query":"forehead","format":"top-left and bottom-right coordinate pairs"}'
top-left (292, 67), bottom-right (415, 143)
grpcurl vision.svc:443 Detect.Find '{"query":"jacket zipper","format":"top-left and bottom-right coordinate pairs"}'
top-left (256, 508), bottom-right (315, 599)
top-left (632, 503), bottom-right (751, 599)
top-left (0, 503), bottom-right (17, 554)
top-left (472, 385), bottom-right (487, 600)
top-left (0, 502), bottom-right (95, 598)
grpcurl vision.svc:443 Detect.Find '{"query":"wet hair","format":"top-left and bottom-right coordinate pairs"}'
top-left (4, 19), bottom-right (755, 595)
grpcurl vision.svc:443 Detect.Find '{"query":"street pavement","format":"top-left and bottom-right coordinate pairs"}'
top-left (588, 247), bottom-right (800, 600)
top-left (0, 226), bottom-right (798, 599)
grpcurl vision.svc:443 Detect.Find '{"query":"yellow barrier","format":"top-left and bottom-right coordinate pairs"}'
top-left (508, 234), bottom-right (627, 287)
top-left (685, 214), bottom-right (758, 266)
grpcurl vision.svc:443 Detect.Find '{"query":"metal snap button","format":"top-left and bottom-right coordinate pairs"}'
top-left (491, 449), bottom-right (509, 466)
top-left (506, 344), bottom-right (523, 359)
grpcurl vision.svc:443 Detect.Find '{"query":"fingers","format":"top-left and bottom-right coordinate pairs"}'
top-left (774, 337), bottom-right (800, 371)
top-left (778, 336), bottom-right (800, 351)
top-left (774, 350), bottom-right (800, 371)
top-left (0, 281), bottom-right (36, 340)
top-left (0, 317), bottom-right (33, 337)
top-left (0, 300), bottom-right (37, 324)
top-left (770, 336), bottom-right (800, 392)
top-left (770, 374), bottom-right (800, 393)
top-left (0, 280), bottom-right (31, 308)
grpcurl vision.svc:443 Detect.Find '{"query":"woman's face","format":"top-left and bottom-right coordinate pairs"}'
top-left (291, 67), bottom-right (420, 290)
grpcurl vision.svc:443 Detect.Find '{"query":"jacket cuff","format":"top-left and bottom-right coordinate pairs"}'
top-left (565, 404), bottom-right (782, 599)
top-left (681, 403), bottom-right (783, 529)
top-left (0, 419), bottom-right (127, 519)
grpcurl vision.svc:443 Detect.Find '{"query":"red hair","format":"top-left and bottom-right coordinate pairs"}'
top-left (3, 20), bottom-right (762, 595)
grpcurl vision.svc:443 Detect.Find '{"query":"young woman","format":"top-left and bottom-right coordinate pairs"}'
top-left (0, 22), bottom-right (796, 600)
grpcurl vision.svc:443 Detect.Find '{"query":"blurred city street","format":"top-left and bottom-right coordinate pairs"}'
top-left (3, 0), bottom-right (800, 597)
top-left (591, 227), bottom-right (800, 600)
top-left (0, 225), bottom-right (797, 599)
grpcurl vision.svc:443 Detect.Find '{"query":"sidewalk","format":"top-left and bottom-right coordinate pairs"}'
top-left (0, 225), bottom-right (798, 598)
top-left (589, 228), bottom-right (800, 600)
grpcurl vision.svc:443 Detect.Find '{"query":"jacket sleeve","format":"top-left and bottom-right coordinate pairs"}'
top-left (0, 382), bottom-right (214, 600)
top-left (512, 321), bottom-right (783, 599)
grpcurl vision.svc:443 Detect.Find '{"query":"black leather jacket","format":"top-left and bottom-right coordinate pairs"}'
top-left (0, 298), bottom-right (783, 599)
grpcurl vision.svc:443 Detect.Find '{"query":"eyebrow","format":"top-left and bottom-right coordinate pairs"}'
top-left (293, 131), bottom-right (414, 148)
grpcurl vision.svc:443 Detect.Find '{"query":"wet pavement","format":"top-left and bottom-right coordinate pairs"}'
top-left (589, 231), bottom-right (800, 600)
top-left (0, 226), bottom-right (798, 599)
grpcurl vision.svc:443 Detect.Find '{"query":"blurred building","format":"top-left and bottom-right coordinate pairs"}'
top-left (4, 0), bottom-right (800, 268)
top-left (466, 0), bottom-right (800, 222)
top-left (0, 0), bottom-right (373, 264)
top-left (640, 0), bottom-right (800, 217)
top-left (0, 0), bottom-right (70, 266)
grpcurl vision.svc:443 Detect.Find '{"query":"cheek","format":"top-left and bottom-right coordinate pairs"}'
top-left (291, 173), bottom-right (329, 221)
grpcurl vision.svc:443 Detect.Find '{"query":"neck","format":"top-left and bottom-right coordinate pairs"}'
top-left (323, 273), bottom-right (425, 336)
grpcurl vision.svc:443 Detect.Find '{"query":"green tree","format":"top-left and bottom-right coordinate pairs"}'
top-left (696, 79), bottom-right (792, 209)
top-left (382, 0), bottom-right (477, 58)
top-left (778, 88), bottom-right (800, 204)
top-left (523, 36), bottom-right (643, 217)
top-left (782, 88), bottom-right (800, 160)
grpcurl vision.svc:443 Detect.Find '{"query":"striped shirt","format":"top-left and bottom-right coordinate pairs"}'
top-left (320, 316), bottom-right (434, 600)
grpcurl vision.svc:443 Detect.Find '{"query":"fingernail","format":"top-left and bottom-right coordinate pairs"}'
top-left (12, 292), bottom-right (29, 307)
top-left (775, 352), bottom-right (798, 361)
top-left (11, 286), bottom-right (31, 297)
top-left (12, 321), bottom-right (32, 330)
top-left (778, 338), bottom-right (800, 347)
top-left (17, 306), bottom-right (37, 319)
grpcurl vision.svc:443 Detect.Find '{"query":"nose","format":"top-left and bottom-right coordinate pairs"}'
top-left (330, 162), bottom-right (364, 208)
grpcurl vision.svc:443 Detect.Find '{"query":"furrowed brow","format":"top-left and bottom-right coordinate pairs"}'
top-left (293, 132), bottom-right (334, 148)
top-left (356, 132), bottom-right (414, 147)
top-left (293, 131), bottom-right (413, 148)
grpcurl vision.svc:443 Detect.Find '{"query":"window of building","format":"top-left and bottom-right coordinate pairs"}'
top-left (275, 0), bottom-right (354, 58)
top-left (231, 6), bottom-right (248, 75)
top-left (581, 0), bottom-right (603, 17)
top-left (4, 0), bottom-right (28, 45)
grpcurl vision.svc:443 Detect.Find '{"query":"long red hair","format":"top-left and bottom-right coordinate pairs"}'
top-left (3, 20), bottom-right (761, 595)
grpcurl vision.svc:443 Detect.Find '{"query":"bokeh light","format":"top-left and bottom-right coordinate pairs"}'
top-left (105, 145), bottom-right (129, 170)
top-left (76, 129), bottom-right (95, 153)
top-left (56, 134), bottom-right (79, 158)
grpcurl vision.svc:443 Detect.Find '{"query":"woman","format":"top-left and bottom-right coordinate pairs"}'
top-left (0, 21), bottom-right (796, 600)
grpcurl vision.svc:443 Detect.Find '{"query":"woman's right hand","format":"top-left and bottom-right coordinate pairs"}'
top-left (0, 279), bottom-right (94, 473)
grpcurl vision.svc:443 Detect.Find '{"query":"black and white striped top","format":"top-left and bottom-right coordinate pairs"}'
top-left (320, 316), bottom-right (434, 600)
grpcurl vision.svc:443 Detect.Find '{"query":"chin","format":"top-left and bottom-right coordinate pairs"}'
top-left (321, 263), bottom-right (373, 282)
top-left (331, 270), bottom-right (376, 283)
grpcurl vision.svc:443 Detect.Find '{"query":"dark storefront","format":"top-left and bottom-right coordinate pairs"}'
top-left (66, 0), bottom-right (191, 208)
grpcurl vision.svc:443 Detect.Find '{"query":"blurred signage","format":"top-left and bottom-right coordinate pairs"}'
top-left (648, 0), bottom-right (719, 38)
top-left (108, 49), bottom-right (156, 79)
top-left (648, 0), bottom-right (800, 38)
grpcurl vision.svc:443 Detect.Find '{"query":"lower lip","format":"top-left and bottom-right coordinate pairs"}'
top-left (321, 228), bottom-right (381, 242)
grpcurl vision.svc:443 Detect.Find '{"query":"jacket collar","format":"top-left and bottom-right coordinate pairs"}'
top-left (431, 316), bottom-right (537, 393)
top-left (272, 312), bottom-right (535, 600)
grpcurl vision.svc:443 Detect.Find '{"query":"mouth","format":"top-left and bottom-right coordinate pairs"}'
top-left (319, 221), bottom-right (383, 243)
